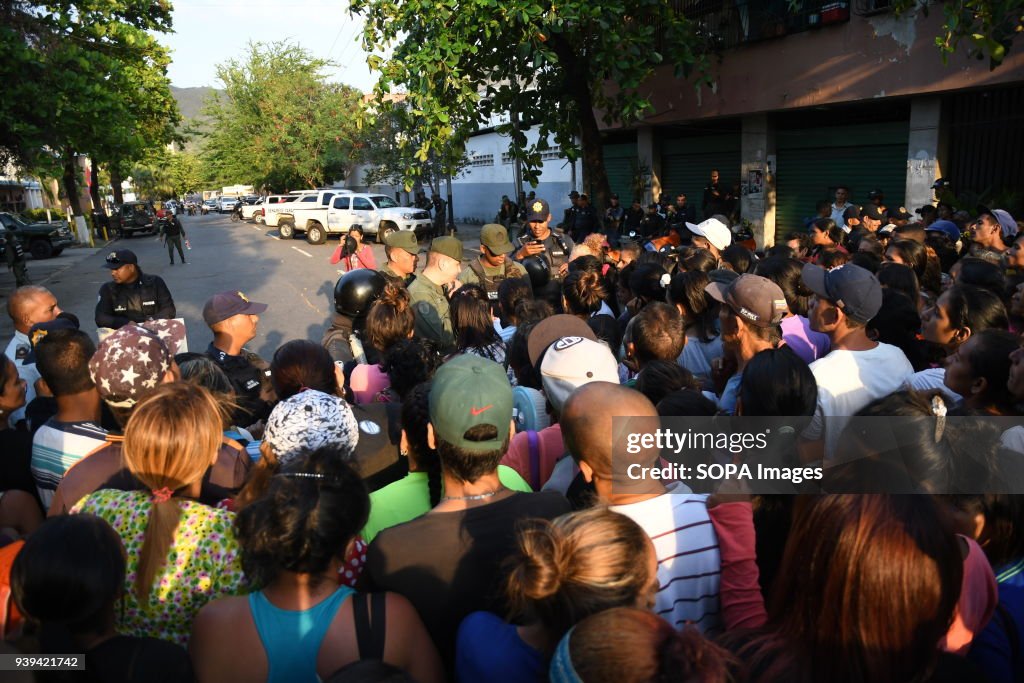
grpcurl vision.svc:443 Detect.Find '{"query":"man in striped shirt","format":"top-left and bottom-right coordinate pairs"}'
top-left (30, 328), bottom-right (107, 508)
top-left (562, 382), bottom-right (722, 632)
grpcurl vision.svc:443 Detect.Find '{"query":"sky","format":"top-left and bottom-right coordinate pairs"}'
top-left (162, 0), bottom-right (379, 94)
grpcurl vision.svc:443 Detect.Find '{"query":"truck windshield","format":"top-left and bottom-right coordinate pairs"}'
top-left (370, 196), bottom-right (399, 208)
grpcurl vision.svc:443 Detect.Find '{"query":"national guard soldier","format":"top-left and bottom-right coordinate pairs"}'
top-left (2, 226), bottom-right (29, 287)
top-left (513, 198), bottom-right (575, 283)
top-left (408, 236), bottom-right (463, 353)
top-left (203, 290), bottom-right (275, 427)
top-left (379, 231), bottom-right (419, 287)
top-left (458, 224), bottom-right (527, 305)
top-left (95, 250), bottom-right (175, 331)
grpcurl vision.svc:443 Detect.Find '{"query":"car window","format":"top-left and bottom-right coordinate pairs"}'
top-left (301, 196), bottom-right (317, 203)
top-left (333, 196), bottom-right (351, 210)
top-left (371, 195), bottom-right (399, 208)
top-left (0, 215), bottom-right (14, 229)
top-left (320, 192), bottom-right (335, 206)
top-left (353, 197), bottom-right (374, 211)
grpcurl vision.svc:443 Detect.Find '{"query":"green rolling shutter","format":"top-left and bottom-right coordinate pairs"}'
top-left (660, 135), bottom-right (742, 213)
top-left (776, 122), bottom-right (908, 232)
top-left (603, 143), bottom-right (638, 203)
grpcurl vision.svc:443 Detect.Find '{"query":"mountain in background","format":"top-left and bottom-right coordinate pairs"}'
top-left (171, 85), bottom-right (220, 122)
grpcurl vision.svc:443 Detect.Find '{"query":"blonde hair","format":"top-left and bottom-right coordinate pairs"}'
top-left (506, 507), bottom-right (653, 643)
top-left (122, 383), bottom-right (223, 602)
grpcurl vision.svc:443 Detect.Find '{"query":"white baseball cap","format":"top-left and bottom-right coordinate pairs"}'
top-left (686, 218), bottom-right (732, 251)
top-left (540, 337), bottom-right (620, 412)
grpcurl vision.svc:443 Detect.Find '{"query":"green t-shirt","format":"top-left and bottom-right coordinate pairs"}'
top-left (362, 465), bottom-right (532, 543)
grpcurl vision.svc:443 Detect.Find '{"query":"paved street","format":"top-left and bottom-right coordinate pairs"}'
top-left (1, 214), bottom-right (486, 359)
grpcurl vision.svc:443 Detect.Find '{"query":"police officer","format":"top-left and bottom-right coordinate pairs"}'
top-left (559, 190), bottom-right (580, 235)
top-left (458, 224), bottom-right (527, 303)
top-left (431, 193), bottom-right (447, 238)
top-left (95, 250), bottom-right (175, 331)
top-left (323, 269), bottom-right (386, 364)
top-left (408, 236), bottom-right (463, 352)
top-left (4, 285), bottom-right (61, 427)
top-left (379, 231), bottom-right (419, 287)
top-left (161, 212), bottom-right (187, 265)
top-left (203, 290), bottom-right (274, 426)
top-left (513, 198), bottom-right (575, 281)
top-left (571, 193), bottom-right (600, 242)
top-left (2, 226), bottom-right (29, 287)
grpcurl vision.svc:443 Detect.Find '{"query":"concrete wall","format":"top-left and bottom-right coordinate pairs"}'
top-left (605, 9), bottom-right (1024, 127)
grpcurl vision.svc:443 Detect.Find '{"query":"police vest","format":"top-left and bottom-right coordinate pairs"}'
top-left (107, 275), bottom-right (163, 321)
top-left (516, 228), bottom-right (570, 276)
top-left (467, 258), bottom-right (518, 300)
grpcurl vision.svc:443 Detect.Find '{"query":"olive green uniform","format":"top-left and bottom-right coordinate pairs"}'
top-left (408, 275), bottom-right (454, 351)
top-left (458, 259), bottom-right (527, 301)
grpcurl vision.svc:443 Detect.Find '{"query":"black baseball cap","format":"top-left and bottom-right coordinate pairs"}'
top-left (526, 198), bottom-right (551, 222)
top-left (861, 205), bottom-right (885, 222)
top-left (887, 206), bottom-right (911, 221)
top-left (801, 263), bottom-right (883, 324)
top-left (103, 250), bottom-right (138, 269)
top-left (568, 190), bottom-right (580, 199)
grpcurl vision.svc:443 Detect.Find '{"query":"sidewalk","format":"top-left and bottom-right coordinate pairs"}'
top-left (0, 242), bottom-right (110, 345)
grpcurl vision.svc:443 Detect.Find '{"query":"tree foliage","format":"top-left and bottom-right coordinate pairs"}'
top-left (892, 0), bottom-right (1023, 69)
top-left (128, 150), bottom-right (203, 200)
top-left (200, 41), bottom-right (365, 191)
top-left (351, 0), bottom-right (713, 208)
top-left (0, 0), bottom-right (181, 212)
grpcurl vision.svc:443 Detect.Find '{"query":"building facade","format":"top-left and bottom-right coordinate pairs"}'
top-left (596, 2), bottom-right (1024, 246)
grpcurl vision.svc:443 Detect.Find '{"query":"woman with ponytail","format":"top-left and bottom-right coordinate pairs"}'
top-left (71, 383), bottom-right (245, 645)
top-left (455, 507), bottom-right (658, 683)
top-left (362, 382), bottom-right (531, 543)
top-left (354, 282), bottom-right (416, 403)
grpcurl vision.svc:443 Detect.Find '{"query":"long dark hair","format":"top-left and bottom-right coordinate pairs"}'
top-left (401, 382), bottom-right (442, 507)
top-left (667, 270), bottom-right (718, 343)
top-left (271, 340), bottom-right (336, 399)
top-left (451, 284), bottom-right (502, 353)
top-left (729, 495), bottom-right (962, 683)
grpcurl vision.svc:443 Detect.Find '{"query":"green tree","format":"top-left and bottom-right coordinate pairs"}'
top-left (200, 41), bottom-right (366, 191)
top-left (1, 0), bottom-right (181, 212)
top-left (893, 0), bottom-right (1023, 68)
top-left (350, 0), bottom-right (714, 211)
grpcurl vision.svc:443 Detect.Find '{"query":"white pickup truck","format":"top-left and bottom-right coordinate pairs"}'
top-left (277, 191), bottom-right (432, 245)
top-left (262, 191), bottom-right (321, 228)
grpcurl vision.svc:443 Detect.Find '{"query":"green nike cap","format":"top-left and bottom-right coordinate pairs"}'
top-left (429, 354), bottom-right (513, 453)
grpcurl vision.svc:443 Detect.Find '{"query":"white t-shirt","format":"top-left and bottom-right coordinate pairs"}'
top-left (678, 334), bottom-right (723, 391)
top-left (803, 342), bottom-right (914, 460)
top-left (903, 367), bottom-right (962, 403)
top-left (611, 483), bottom-right (721, 633)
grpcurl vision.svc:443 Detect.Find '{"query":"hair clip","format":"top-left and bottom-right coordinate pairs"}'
top-left (659, 273), bottom-right (671, 288)
top-left (277, 472), bottom-right (344, 485)
top-left (931, 395), bottom-right (947, 443)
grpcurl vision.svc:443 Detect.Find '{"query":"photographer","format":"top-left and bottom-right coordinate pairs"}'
top-left (330, 225), bottom-right (377, 272)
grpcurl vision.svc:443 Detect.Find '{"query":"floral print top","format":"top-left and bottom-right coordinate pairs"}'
top-left (72, 489), bottom-right (246, 646)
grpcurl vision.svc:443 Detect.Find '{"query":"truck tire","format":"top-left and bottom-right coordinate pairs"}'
top-left (279, 219), bottom-right (295, 239)
top-left (255, 211), bottom-right (265, 224)
top-left (306, 222), bottom-right (326, 245)
top-left (30, 240), bottom-right (53, 259)
top-left (378, 221), bottom-right (398, 244)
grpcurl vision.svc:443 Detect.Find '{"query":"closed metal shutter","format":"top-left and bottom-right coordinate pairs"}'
top-left (602, 143), bottom-right (638, 203)
top-left (776, 121), bottom-right (908, 232)
top-left (660, 135), bottom-right (741, 215)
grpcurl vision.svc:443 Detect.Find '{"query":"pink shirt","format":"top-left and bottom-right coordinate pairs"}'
top-left (331, 243), bottom-right (377, 271)
top-left (500, 424), bottom-right (565, 491)
top-left (349, 364), bottom-right (390, 404)
top-left (780, 314), bottom-right (830, 365)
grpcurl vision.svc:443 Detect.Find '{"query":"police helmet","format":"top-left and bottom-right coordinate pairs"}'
top-left (334, 269), bottom-right (386, 318)
top-left (521, 256), bottom-right (550, 291)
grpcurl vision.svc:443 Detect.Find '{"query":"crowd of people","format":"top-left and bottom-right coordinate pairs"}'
top-left (0, 187), bottom-right (1023, 683)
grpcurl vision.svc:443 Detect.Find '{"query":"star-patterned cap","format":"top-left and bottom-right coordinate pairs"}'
top-left (88, 320), bottom-right (183, 408)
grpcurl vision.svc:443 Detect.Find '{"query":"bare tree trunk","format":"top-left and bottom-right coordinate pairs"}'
top-left (109, 164), bottom-right (124, 205)
top-left (550, 38), bottom-right (612, 221)
top-left (62, 148), bottom-right (83, 216)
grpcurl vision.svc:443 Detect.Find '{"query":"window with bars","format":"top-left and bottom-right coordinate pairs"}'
top-left (470, 154), bottom-right (494, 167)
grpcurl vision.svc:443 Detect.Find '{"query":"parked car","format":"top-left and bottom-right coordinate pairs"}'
top-left (0, 212), bottom-right (75, 259)
top-left (218, 196), bottom-right (241, 213)
top-left (111, 201), bottom-right (158, 237)
top-left (276, 191), bottom-right (431, 244)
top-left (202, 199), bottom-right (218, 215)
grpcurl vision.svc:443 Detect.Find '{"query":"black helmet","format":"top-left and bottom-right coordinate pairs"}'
top-left (521, 256), bottom-right (550, 291)
top-left (334, 269), bottom-right (385, 318)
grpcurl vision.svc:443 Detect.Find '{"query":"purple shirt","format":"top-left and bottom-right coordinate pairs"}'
top-left (780, 315), bottom-right (830, 365)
